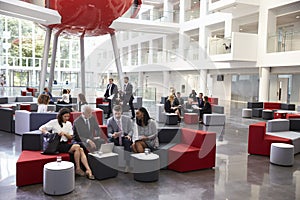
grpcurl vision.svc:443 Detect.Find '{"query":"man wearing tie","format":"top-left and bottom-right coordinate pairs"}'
top-left (104, 78), bottom-right (118, 119)
top-left (107, 105), bottom-right (133, 172)
top-left (122, 77), bottom-right (135, 119)
top-left (107, 105), bottom-right (133, 151)
top-left (72, 105), bottom-right (105, 152)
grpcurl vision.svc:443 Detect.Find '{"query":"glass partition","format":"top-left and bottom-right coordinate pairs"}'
top-left (267, 31), bottom-right (300, 53)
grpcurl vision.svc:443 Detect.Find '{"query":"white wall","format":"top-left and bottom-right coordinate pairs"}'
top-left (211, 74), bottom-right (231, 101)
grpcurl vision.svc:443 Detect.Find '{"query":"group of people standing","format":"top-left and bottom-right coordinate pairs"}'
top-left (104, 77), bottom-right (135, 120)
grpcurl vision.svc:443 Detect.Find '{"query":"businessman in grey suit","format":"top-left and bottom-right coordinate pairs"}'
top-left (73, 105), bottom-right (105, 152)
top-left (121, 77), bottom-right (135, 119)
top-left (107, 105), bottom-right (133, 152)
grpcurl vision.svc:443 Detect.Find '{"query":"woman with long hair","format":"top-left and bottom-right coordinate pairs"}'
top-left (131, 107), bottom-right (159, 153)
top-left (39, 108), bottom-right (95, 180)
top-left (37, 94), bottom-right (50, 113)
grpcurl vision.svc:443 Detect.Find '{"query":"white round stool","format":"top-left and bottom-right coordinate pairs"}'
top-left (270, 143), bottom-right (294, 166)
top-left (131, 153), bottom-right (160, 182)
top-left (43, 161), bottom-right (75, 195)
top-left (242, 108), bottom-right (252, 118)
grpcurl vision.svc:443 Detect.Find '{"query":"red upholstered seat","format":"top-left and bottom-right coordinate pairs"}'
top-left (16, 151), bottom-right (70, 187)
top-left (208, 97), bottom-right (218, 105)
top-left (263, 102), bottom-right (281, 110)
top-left (168, 128), bottom-right (216, 172)
top-left (286, 114), bottom-right (300, 119)
top-left (99, 125), bottom-right (108, 141)
top-left (184, 113), bottom-right (198, 124)
top-left (69, 111), bottom-right (81, 124)
top-left (20, 104), bottom-right (31, 112)
top-left (96, 97), bottom-right (104, 104)
top-left (248, 122), bottom-right (292, 156)
top-left (92, 109), bottom-right (103, 125)
top-left (21, 90), bottom-right (27, 96)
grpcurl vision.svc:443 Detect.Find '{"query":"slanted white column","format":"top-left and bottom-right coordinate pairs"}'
top-left (259, 67), bottom-right (270, 102)
top-left (199, 69), bottom-right (207, 94)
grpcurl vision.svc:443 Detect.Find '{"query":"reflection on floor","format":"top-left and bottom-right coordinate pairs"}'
top-left (0, 100), bottom-right (300, 200)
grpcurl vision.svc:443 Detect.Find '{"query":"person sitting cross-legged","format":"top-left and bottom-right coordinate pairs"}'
top-left (72, 105), bottom-right (105, 153)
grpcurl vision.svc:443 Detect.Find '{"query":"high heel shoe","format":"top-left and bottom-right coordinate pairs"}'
top-left (86, 171), bottom-right (95, 180)
top-left (75, 169), bottom-right (85, 176)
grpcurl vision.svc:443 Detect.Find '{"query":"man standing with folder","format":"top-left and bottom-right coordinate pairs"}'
top-left (104, 78), bottom-right (118, 119)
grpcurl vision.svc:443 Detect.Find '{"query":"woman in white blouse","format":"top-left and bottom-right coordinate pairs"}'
top-left (39, 108), bottom-right (95, 180)
top-left (37, 94), bottom-right (49, 113)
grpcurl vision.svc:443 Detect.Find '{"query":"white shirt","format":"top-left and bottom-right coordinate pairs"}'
top-left (39, 119), bottom-right (73, 142)
top-left (61, 94), bottom-right (70, 103)
top-left (37, 104), bottom-right (48, 113)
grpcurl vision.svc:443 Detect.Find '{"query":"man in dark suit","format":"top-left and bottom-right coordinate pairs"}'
top-left (104, 78), bottom-right (118, 119)
top-left (73, 105), bottom-right (105, 152)
top-left (199, 96), bottom-right (212, 123)
top-left (121, 77), bottom-right (135, 119)
top-left (197, 92), bottom-right (204, 108)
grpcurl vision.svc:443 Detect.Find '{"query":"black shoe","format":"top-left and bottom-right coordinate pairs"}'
top-left (105, 115), bottom-right (110, 119)
top-left (131, 116), bottom-right (135, 120)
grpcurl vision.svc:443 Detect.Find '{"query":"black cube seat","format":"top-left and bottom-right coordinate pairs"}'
top-left (252, 108), bottom-right (263, 118)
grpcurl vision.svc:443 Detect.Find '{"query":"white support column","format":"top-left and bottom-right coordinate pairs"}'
top-left (138, 72), bottom-right (144, 96)
top-left (138, 43), bottom-right (142, 66)
top-left (179, 0), bottom-right (185, 24)
top-left (200, 69), bottom-right (207, 94)
top-left (163, 0), bottom-right (173, 22)
top-left (110, 33), bottom-right (124, 88)
top-left (149, 40), bottom-right (153, 64)
top-left (259, 67), bottom-right (270, 102)
top-left (80, 35), bottom-right (86, 95)
top-left (163, 71), bottom-right (170, 96)
top-left (39, 27), bottom-right (52, 93)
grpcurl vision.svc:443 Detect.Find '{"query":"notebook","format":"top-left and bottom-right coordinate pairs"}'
top-left (99, 143), bottom-right (114, 154)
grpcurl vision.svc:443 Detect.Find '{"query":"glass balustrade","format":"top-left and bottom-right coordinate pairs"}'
top-left (122, 5), bottom-right (179, 23)
top-left (267, 31), bottom-right (300, 53)
top-left (209, 37), bottom-right (231, 55)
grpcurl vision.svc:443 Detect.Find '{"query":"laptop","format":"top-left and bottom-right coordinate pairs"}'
top-left (99, 143), bottom-right (114, 154)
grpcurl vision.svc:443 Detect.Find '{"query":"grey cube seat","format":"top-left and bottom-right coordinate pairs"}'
top-left (88, 153), bottom-right (118, 180)
top-left (165, 113), bottom-right (178, 125)
top-left (242, 108), bottom-right (252, 118)
top-left (252, 108), bottom-right (263, 117)
top-left (203, 114), bottom-right (226, 126)
top-left (267, 119), bottom-right (289, 132)
top-left (262, 110), bottom-right (274, 120)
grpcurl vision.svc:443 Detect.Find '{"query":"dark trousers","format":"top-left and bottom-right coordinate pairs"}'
top-left (109, 137), bottom-right (132, 152)
top-left (123, 96), bottom-right (135, 118)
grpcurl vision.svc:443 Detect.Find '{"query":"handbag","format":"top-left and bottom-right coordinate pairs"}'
top-left (42, 133), bottom-right (61, 155)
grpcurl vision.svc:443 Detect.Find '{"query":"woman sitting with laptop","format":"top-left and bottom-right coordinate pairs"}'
top-left (131, 107), bottom-right (159, 153)
top-left (39, 108), bottom-right (95, 180)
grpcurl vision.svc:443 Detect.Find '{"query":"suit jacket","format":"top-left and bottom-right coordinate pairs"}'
top-left (197, 97), bottom-right (204, 108)
top-left (164, 100), bottom-right (177, 113)
top-left (107, 115), bottom-right (133, 138)
top-left (73, 115), bottom-right (101, 146)
top-left (104, 83), bottom-right (118, 99)
top-left (123, 82), bottom-right (134, 102)
top-left (202, 101), bottom-right (212, 114)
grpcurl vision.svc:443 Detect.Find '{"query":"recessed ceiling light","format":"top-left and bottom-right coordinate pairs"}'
top-left (239, 28), bottom-right (243, 31)
top-left (296, 16), bottom-right (300, 19)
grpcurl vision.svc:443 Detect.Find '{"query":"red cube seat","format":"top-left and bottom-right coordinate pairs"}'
top-left (168, 128), bottom-right (216, 172)
top-left (16, 151), bottom-right (70, 187)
